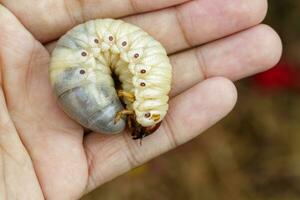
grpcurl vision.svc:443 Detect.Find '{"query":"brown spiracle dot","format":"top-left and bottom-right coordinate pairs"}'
top-left (109, 36), bottom-right (114, 41)
top-left (94, 38), bottom-right (99, 44)
top-left (122, 41), bottom-right (127, 47)
top-left (81, 51), bottom-right (87, 57)
top-left (140, 69), bottom-right (147, 74)
top-left (79, 69), bottom-right (86, 75)
top-left (145, 113), bottom-right (151, 118)
top-left (140, 82), bottom-right (146, 87)
top-left (134, 53), bottom-right (140, 59)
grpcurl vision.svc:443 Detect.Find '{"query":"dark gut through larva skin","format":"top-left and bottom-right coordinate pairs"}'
top-left (55, 66), bottom-right (126, 134)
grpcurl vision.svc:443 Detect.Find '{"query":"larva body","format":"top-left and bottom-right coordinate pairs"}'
top-left (50, 19), bottom-right (172, 139)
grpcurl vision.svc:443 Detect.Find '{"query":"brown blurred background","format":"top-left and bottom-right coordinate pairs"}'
top-left (82, 1), bottom-right (300, 199)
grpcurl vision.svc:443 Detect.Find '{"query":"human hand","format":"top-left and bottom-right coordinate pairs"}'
top-left (0, 0), bottom-right (282, 199)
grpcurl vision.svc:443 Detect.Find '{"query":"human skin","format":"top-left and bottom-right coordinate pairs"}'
top-left (0, 0), bottom-right (282, 199)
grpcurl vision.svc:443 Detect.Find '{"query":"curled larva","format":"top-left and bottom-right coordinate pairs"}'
top-left (50, 19), bottom-right (172, 139)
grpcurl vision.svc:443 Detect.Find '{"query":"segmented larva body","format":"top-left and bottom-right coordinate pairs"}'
top-left (50, 19), bottom-right (172, 139)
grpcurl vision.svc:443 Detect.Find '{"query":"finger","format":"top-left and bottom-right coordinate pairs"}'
top-left (83, 77), bottom-right (237, 192)
top-left (45, 0), bottom-right (267, 55)
top-left (123, 0), bottom-right (267, 54)
top-left (170, 24), bottom-right (283, 97)
top-left (0, 0), bottom-right (189, 42)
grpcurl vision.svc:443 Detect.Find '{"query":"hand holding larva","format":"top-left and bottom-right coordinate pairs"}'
top-left (50, 19), bottom-right (172, 140)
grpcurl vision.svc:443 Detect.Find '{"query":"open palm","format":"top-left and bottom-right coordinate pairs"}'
top-left (0, 0), bottom-right (282, 199)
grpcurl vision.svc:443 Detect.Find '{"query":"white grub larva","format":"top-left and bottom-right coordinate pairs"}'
top-left (50, 19), bottom-right (172, 139)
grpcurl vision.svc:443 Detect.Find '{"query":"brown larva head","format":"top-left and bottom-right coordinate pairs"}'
top-left (130, 119), bottom-right (162, 140)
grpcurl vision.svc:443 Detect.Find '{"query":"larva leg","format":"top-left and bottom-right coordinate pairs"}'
top-left (127, 115), bottom-right (134, 130)
top-left (117, 90), bottom-right (135, 103)
top-left (151, 114), bottom-right (161, 122)
top-left (114, 110), bottom-right (134, 124)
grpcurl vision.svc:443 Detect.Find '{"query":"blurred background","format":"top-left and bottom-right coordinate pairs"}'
top-left (82, 1), bottom-right (300, 199)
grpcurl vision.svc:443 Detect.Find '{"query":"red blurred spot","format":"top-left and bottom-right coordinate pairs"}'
top-left (253, 59), bottom-right (300, 91)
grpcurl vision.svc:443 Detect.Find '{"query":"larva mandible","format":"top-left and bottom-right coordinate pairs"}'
top-left (50, 19), bottom-right (172, 139)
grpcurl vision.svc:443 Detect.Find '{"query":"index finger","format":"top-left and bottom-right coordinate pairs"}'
top-left (0, 0), bottom-right (190, 42)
